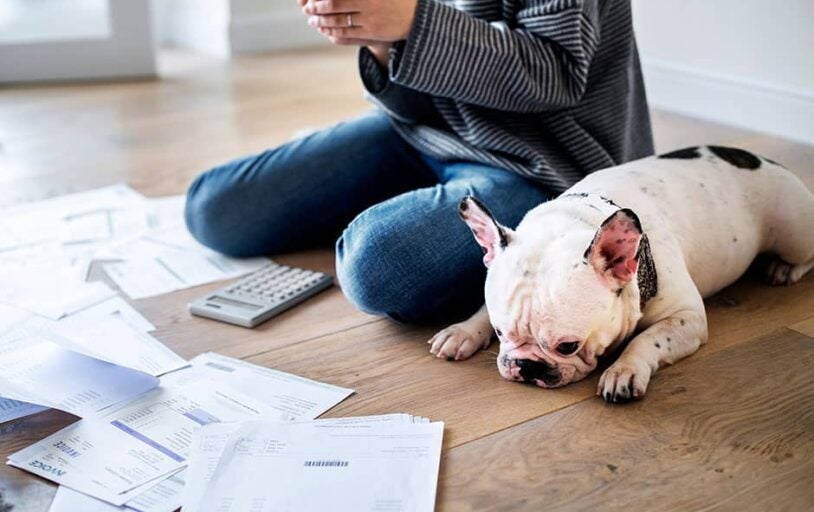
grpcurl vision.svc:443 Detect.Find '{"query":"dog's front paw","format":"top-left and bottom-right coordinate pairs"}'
top-left (428, 324), bottom-right (492, 361)
top-left (597, 359), bottom-right (652, 403)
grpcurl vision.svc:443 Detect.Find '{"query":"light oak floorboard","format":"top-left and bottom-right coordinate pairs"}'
top-left (790, 316), bottom-right (814, 338)
top-left (437, 328), bottom-right (814, 511)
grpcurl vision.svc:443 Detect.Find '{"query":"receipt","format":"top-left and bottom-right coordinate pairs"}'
top-left (9, 379), bottom-right (279, 505)
top-left (27, 298), bottom-right (186, 378)
top-left (101, 224), bottom-right (268, 300)
top-left (0, 328), bottom-right (159, 418)
top-left (190, 352), bottom-right (354, 421)
top-left (184, 419), bottom-right (445, 512)
top-left (181, 414), bottom-right (431, 511)
top-left (0, 261), bottom-right (116, 319)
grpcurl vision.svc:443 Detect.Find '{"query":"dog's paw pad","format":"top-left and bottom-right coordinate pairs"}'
top-left (765, 258), bottom-right (813, 286)
top-left (428, 325), bottom-right (491, 361)
top-left (598, 361), bottom-right (651, 404)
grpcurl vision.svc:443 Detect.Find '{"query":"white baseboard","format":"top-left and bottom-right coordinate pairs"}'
top-left (642, 59), bottom-right (814, 146)
top-left (229, 12), bottom-right (328, 54)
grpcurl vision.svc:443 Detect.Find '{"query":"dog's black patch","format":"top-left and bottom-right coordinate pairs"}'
top-left (655, 342), bottom-right (661, 349)
top-left (607, 464), bottom-right (618, 472)
top-left (637, 234), bottom-right (658, 310)
top-left (498, 231), bottom-right (508, 249)
top-left (601, 195), bottom-right (622, 208)
top-left (658, 146), bottom-right (701, 159)
top-left (708, 146), bottom-right (761, 170)
top-left (560, 192), bottom-right (621, 209)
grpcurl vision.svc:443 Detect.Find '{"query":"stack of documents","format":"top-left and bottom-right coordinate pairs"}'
top-left (10, 353), bottom-right (353, 512)
top-left (182, 414), bottom-right (444, 512)
top-left (45, 413), bottom-right (444, 512)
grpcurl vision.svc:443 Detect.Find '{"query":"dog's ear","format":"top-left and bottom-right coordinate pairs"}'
top-left (459, 196), bottom-right (510, 267)
top-left (585, 208), bottom-right (643, 284)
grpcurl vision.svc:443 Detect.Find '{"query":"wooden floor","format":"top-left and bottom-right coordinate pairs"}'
top-left (1, 47), bottom-right (813, 511)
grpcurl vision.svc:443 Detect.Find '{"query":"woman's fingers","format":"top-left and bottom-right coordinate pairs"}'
top-left (303, 0), bottom-right (361, 16)
top-left (317, 26), bottom-right (373, 41)
top-left (309, 13), bottom-right (363, 29)
top-left (333, 38), bottom-right (380, 46)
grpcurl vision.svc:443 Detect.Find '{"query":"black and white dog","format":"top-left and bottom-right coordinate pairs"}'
top-left (428, 146), bottom-right (814, 402)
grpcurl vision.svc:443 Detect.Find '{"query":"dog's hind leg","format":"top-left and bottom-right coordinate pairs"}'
top-left (763, 170), bottom-right (814, 285)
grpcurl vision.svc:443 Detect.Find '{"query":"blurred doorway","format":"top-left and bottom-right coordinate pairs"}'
top-left (0, 0), bottom-right (156, 83)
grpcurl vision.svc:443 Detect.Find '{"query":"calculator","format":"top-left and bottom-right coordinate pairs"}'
top-left (188, 263), bottom-right (334, 328)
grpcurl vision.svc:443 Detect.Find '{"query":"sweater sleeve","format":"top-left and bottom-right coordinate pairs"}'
top-left (390, 0), bottom-right (601, 113)
top-left (358, 46), bottom-right (446, 127)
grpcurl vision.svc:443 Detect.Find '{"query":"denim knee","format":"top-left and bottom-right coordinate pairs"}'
top-left (335, 210), bottom-right (482, 324)
top-left (335, 226), bottom-right (422, 323)
top-left (184, 169), bottom-right (251, 257)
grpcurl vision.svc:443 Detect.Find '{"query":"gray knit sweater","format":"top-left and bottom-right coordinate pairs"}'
top-left (359, 0), bottom-right (654, 193)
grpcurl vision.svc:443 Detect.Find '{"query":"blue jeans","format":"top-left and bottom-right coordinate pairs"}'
top-left (185, 112), bottom-right (549, 324)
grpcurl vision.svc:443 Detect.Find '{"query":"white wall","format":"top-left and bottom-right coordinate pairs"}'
top-left (632, 0), bottom-right (814, 145)
top-left (0, 0), bottom-right (156, 83)
top-left (154, 0), bottom-right (325, 57)
top-left (152, 0), bottom-right (230, 57)
top-left (229, 0), bottom-right (325, 53)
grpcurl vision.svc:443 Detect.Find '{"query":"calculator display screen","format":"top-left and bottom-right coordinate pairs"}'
top-left (207, 295), bottom-right (263, 310)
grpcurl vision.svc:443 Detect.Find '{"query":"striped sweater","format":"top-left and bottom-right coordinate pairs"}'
top-left (359, 0), bottom-right (654, 193)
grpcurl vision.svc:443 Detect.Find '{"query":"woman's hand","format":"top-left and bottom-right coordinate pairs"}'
top-left (365, 43), bottom-right (391, 67)
top-left (301, 0), bottom-right (419, 43)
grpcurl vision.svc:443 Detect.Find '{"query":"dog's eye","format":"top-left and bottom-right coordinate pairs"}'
top-left (494, 327), bottom-right (502, 337)
top-left (555, 341), bottom-right (580, 356)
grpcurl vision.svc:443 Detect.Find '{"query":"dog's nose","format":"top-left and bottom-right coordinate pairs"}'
top-left (516, 358), bottom-right (560, 386)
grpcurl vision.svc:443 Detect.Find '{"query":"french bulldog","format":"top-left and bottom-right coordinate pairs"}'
top-left (428, 146), bottom-right (814, 402)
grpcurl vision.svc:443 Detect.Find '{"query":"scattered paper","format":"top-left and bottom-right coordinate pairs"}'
top-left (186, 419), bottom-right (444, 512)
top-left (9, 379), bottom-right (279, 505)
top-left (0, 261), bottom-right (116, 319)
top-left (190, 352), bottom-right (354, 421)
top-left (49, 486), bottom-right (122, 512)
top-left (66, 296), bottom-right (157, 332)
top-left (104, 251), bottom-right (266, 299)
top-left (0, 297), bottom-right (175, 425)
top-left (26, 301), bottom-right (187, 378)
top-left (0, 186), bottom-right (375, 510)
top-left (0, 398), bottom-right (47, 424)
top-left (1, 186), bottom-right (268, 301)
top-left (0, 185), bottom-right (146, 256)
top-left (18, 354), bottom-right (354, 510)
top-left (0, 328), bottom-right (159, 418)
top-left (181, 414), bottom-right (429, 511)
